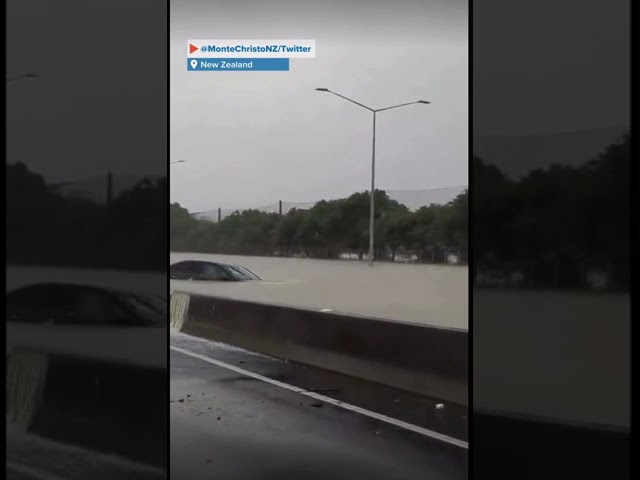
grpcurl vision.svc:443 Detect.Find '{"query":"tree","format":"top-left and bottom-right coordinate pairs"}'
top-left (275, 209), bottom-right (306, 255)
top-left (169, 187), bottom-right (471, 266)
top-left (472, 133), bottom-right (630, 290)
top-left (7, 162), bottom-right (168, 270)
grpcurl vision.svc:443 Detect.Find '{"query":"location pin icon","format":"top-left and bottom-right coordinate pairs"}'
top-left (190, 59), bottom-right (198, 69)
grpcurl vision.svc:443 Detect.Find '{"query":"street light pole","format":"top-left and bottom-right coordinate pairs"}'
top-left (369, 111), bottom-right (376, 267)
top-left (315, 88), bottom-right (430, 266)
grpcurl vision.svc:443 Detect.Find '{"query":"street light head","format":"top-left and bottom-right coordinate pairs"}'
top-left (315, 88), bottom-right (330, 92)
top-left (417, 100), bottom-right (431, 104)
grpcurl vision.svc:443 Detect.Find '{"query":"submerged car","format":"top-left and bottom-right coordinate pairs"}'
top-left (6, 282), bottom-right (166, 326)
top-left (170, 260), bottom-right (261, 281)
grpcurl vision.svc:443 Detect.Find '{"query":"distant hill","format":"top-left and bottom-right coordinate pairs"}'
top-left (473, 126), bottom-right (628, 178)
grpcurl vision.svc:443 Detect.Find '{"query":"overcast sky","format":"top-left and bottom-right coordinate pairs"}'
top-left (7, 0), bottom-right (627, 212)
top-left (6, 0), bottom-right (167, 183)
top-left (473, 0), bottom-right (629, 137)
top-left (170, 0), bottom-right (469, 211)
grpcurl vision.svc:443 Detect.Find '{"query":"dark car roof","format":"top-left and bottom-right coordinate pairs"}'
top-left (8, 282), bottom-right (111, 295)
top-left (9, 282), bottom-right (163, 298)
top-left (171, 260), bottom-right (258, 272)
top-left (172, 260), bottom-right (248, 268)
top-left (7, 282), bottom-right (166, 308)
top-left (170, 261), bottom-right (260, 280)
top-left (172, 260), bottom-right (225, 266)
top-left (7, 283), bottom-right (166, 326)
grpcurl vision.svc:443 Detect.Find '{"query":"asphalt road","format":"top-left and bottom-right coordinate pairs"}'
top-left (170, 331), bottom-right (468, 479)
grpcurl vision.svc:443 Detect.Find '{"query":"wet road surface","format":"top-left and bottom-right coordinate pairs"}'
top-left (171, 331), bottom-right (468, 479)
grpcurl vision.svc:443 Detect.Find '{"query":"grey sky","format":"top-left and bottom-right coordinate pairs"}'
top-left (8, 0), bottom-right (626, 210)
top-left (473, 0), bottom-right (629, 136)
top-left (171, 0), bottom-right (469, 211)
top-left (6, 0), bottom-right (167, 183)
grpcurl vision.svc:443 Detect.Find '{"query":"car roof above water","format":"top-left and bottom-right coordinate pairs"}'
top-left (173, 260), bottom-right (240, 268)
top-left (8, 282), bottom-right (165, 299)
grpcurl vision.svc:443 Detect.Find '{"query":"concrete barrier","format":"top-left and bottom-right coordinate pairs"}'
top-left (6, 326), bottom-right (168, 469)
top-left (174, 292), bottom-right (468, 406)
top-left (6, 350), bottom-right (49, 426)
top-left (170, 292), bottom-right (191, 330)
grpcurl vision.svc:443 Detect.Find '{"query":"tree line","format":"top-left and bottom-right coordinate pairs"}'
top-left (473, 134), bottom-right (629, 290)
top-left (7, 162), bottom-right (167, 271)
top-left (8, 131), bottom-right (628, 289)
top-left (171, 189), bottom-right (468, 263)
top-left (172, 133), bottom-right (629, 290)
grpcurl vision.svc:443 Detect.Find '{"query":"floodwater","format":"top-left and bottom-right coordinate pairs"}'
top-left (6, 261), bottom-right (629, 427)
top-left (474, 288), bottom-right (630, 428)
top-left (170, 252), bottom-right (469, 329)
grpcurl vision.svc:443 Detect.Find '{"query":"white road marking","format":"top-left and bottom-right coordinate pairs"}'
top-left (6, 461), bottom-right (68, 480)
top-left (171, 345), bottom-right (468, 450)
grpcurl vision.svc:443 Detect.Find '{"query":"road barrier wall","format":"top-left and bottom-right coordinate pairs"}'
top-left (173, 292), bottom-right (468, 406)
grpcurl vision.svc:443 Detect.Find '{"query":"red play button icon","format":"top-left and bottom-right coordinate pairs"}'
top-left (189, 44), bottom-right (199, 54)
